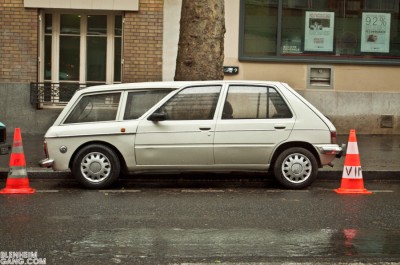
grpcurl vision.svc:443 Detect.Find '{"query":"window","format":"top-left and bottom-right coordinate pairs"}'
top-left (87, 15), bottom-right (107, 82)
top-left (240, 0), bottom-right (400, 64)
top-left (123, 90), bottom-right (174, 120)
top-left (60, 14), bottom-right (80, 81)
top-left (42, 12), bottom-right (123, 85)
top-left (64, 93), bottom-right (121, 124)
top-left (157, 86), bottom-right (221, 120)
top-left (223, 86), bottom-right (292, 119)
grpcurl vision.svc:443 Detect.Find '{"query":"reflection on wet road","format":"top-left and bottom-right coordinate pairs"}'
top-left (61, 227), bottom-right (400, 262)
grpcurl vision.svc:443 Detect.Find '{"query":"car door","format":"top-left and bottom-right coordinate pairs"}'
top-left (214, 84), bottom-right (295, 165)
top-left (135, 85), bottom-right (221, 166)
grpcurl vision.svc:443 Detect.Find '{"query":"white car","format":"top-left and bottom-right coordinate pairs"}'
top-left (40, 81), bottom-right (344, 189)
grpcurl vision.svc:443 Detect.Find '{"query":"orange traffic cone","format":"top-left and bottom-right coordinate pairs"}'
top-left (0, 128), bottom-right (35, 194)
top-left (334, 129), bottom-right (372, 194)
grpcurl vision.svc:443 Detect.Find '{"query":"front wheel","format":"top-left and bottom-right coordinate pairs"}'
top-left (273, 147), bottom-right (318, 189)
top-left (72, 144), bottom-right (120, 189)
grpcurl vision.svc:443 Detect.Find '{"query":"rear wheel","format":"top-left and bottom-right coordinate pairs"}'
top-left (72, 144), bottom-right (120, 189)
top-left (273, 147), bottom-right (318, 189)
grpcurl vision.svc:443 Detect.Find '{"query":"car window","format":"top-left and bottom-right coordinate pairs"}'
top-left (223, 86), bottom-right (292, 119)
top-left (156, 86), bottom-right (221, 120)
top-left (64, 93), bottom-right (121, 124)
top-left (124, 90), bottom-right (173, 120)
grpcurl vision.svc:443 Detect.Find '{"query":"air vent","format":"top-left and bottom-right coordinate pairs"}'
top-left (380, 115), bottom-right (394, 128)
top-left (308, 66), bottom-right (333, 89)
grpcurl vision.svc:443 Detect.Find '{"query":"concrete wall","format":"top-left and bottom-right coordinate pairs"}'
top-left (0, 83), bottom-right (62, 134)
top-left (0, 0), bottom-right (56, 134)
top-left (299, 90), bottom-right (400, 134)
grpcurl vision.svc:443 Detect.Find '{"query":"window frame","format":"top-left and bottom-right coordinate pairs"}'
top-left (239, 0), bottom-right (400, 65)
top-left (39, 10), bottom-right (124, 85)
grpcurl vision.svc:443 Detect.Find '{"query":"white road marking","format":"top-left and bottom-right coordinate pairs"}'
top-left (98, 190), bottom-right (141, 193)
top-left (181, 189), bottom-right (225, 193)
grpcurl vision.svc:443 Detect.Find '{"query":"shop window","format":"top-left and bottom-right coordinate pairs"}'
top-left (240, 0), bottom-right (400, 64)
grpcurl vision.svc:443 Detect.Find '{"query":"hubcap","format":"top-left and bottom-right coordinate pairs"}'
top-left (81, 152), bottom-right (111, 183)
top-left (281, 153), bottom-right (312, 183)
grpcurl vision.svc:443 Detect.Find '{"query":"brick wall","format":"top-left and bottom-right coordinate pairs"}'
top-left (123, 0), bottom-right (163, 82)
top-left (0, 0), bottom-right (37, 83)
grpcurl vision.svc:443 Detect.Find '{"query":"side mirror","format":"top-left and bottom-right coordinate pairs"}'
top-left (148, 112), bottom-right (167, 122)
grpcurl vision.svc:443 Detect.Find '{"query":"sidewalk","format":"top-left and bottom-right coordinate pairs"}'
top-left (0, 133), bottom-right (399, 179)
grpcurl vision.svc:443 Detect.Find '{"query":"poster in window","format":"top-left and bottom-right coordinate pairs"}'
top-left (304, 11), bottom-right (334, 52)
top-left (361, 13), bottom-right (391, 53)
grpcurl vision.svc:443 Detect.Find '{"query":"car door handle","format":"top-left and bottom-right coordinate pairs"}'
top-left (199, 126), bottom-right (211, 131)
top-left (274, 124), bottom-right (286, 130)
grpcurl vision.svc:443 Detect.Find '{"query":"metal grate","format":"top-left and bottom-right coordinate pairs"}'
top-left (30, 83), bottom-right (104, 109)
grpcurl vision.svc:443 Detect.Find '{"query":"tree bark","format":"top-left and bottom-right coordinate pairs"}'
top-left (174, 0), bottom-right (225, 81)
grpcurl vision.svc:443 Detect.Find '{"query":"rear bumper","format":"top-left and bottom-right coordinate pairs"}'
top-left (315, 144), bottom-right (346, 158)
top-left (0, 143), bottom-right (11, 155)
top-left (39, 158), bottom-right (54, 168)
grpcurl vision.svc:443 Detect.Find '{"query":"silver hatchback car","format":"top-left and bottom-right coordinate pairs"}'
top-left (40, 81), bottom-right (343, 189)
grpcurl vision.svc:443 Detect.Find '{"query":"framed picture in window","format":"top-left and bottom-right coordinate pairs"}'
top-left (361, 13), bottom-right (391, 53)
top-left (304, 11), bottom-right (335, 52)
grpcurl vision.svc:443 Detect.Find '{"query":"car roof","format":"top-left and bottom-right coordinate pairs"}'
top-left (77, 80), bottom-right (286, 94)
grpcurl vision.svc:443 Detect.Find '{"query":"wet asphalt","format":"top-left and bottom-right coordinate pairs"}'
top-left (0, 180), bottom-right (399, 264)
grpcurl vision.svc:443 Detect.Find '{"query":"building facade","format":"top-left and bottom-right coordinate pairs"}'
top-left (224, 0), bottom-right (400, 134)
top-left (164, 0), bottom-right (400, 134)
top-left (1, 0), bottom-right (399, 134)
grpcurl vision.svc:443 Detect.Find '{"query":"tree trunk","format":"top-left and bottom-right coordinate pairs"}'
top-left (174, 0), bottom-right (225, 81)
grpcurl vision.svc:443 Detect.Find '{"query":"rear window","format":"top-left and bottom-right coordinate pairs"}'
top-left (64, 93), bottom-right (121, 124)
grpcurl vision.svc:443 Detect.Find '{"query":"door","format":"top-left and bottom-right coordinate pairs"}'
top-left (135, 85), bottom-right (221, 166)
top-left (214, 85), bottom-right (295, 165)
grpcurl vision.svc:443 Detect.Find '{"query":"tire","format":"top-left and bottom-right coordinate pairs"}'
top-left (273, 147), bottom-right (318, 189)
top-left (72, 144), bottom-right (120, 189)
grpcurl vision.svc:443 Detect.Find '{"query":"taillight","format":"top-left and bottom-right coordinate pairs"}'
top-left (330, 130), bottom-right (337, 144)
top-left (43, 141), bottom-right (49, 158)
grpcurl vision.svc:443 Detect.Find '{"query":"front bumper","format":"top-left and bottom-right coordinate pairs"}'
top-left (0, 143), bottom-right (11, 155)
top-left (315, 144), bottom-right (346, 158)
top-left (39, 158), bottom-right (54, 168)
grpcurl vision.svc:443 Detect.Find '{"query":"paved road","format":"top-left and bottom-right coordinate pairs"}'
top-left (0, 179), bottom-right (399, 264)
